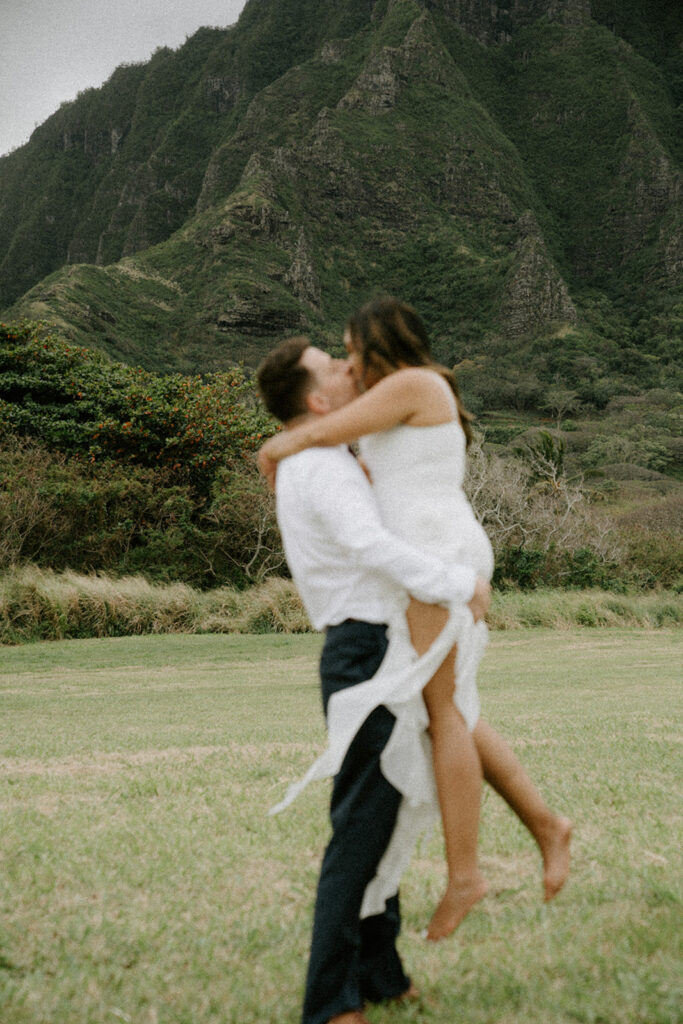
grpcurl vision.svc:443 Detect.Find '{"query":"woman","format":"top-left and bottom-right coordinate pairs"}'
top-left (260, 297), bottom-right (571, 940)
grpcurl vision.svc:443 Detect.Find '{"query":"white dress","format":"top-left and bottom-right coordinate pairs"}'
top-left (271, 385), bottom-right (493, 917)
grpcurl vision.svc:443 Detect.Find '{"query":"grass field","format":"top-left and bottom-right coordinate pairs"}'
top-left (0, 630), bottom-right (681, 1024)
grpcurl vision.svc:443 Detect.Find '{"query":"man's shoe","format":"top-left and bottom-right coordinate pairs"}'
top-left (326, 1013), bottom-right (370, 1024)
top-left (364, 982), bottom-right (420, 1010)
top-left (393, 982), bottom-right (420, 1003)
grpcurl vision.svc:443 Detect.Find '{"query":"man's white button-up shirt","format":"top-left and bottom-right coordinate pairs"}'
top-left (275, 446), bottom-right (476, 631)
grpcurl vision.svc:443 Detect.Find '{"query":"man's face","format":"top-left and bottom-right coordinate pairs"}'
top-left (300, 346), bottom-right (357, 413)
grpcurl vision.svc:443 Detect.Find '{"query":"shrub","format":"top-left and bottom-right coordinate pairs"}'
top-left (201, 464), bottom-right (285, 585)
top-left (493, 548), bottom-right (546, 590)
top-left (584, 427), bottom-right (674, 472)
top-left (0, 321), bottom-right (283, 587)
top-left (482, 424), bottom-right (522, 445)
top-left (466, 433), bottom-right (624, 589)
top-left (0, 320), bottom-right (275, 494)
top-left (0, 434), bottom-right (284, 588)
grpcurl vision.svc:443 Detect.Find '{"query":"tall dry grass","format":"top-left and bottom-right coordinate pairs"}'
top-left (0, 566), bottom-right (310, 644)
top-left (0, 566), bottom-right (679, 644)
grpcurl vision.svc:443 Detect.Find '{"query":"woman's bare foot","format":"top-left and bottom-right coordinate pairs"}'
top-left (425, 874), bottom-right (488, 941)
top-left (541, 815), bottom-right (572, 901)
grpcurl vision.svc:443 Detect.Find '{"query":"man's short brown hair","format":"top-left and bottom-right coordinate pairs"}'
top-left (256, 335), bottom-right (312, 423)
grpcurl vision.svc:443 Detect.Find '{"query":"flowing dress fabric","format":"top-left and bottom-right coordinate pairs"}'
top-left (271, 405), bottom-right (494, 918)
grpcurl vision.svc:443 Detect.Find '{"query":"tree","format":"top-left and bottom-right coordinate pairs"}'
top-left (514, 431), bottom-right (567, 489)
top-left (465, 432), bottom-right (623, 587)
top-left (542, 386), bottom-right (581, 430)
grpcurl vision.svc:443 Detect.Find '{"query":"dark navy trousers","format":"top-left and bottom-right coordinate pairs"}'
top-left (302, 620), bottom-right (411, 1024)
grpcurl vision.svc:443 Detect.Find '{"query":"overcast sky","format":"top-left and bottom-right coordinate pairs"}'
top-left (0, 0), bottom-right (248, 157)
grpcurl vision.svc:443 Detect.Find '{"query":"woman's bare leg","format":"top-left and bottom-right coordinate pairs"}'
top-left (406, 600), bottom-right (487, 941)
top-left (473, 721), bottom-right (572, 900)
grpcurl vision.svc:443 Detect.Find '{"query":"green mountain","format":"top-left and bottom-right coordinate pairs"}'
top-left (1, 0), bottom-right (681, 413)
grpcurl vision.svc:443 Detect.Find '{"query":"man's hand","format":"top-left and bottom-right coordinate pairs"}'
top-left (467, 577), bottom-right (491, 623)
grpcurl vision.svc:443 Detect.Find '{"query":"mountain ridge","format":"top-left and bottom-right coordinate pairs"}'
top-left (0, 0), bottom-right (680, 415)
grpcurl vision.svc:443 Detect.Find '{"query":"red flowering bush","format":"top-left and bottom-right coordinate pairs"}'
top-left (0, 320), bottom-right (276, 494)
top-left (0, 322), bottom-right (282, 586)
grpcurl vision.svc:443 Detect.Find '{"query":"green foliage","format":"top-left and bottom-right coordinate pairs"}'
top-left (482, 423), bottom-right (522, 445)
top-left (494, 547), bottom-right (546, 590)
top-left (620, 526), bottom-right (683, 592)
top-left (0, 434), bottom-right (286, 589)
top-left (560, 547), bottom-right (618, 590)
top-left (493, 543), bottom-right (639, 592)
top-left (584, 426), bottom-right (675, 473)
top-left (575, 389), bottom-right (683, 477)
top-left (0, 322), bottom-right (280, 587)
top-left (0, 321), bottom-right (273, 492)
top-left (234, 0), bottom-right (376, 94)
top-left (591, 0), bottom-right (683, 89)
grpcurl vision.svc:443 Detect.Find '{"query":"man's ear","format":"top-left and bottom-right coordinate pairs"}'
top-left (305, 390), bottom-right (330, 416)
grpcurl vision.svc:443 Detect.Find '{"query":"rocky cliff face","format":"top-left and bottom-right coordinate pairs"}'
top-left (615, 99), bottom-right (681, 266)
top-left (499, 214), bottom-right (577, 336)
top-left (420, 0), bottom-right (591, 43)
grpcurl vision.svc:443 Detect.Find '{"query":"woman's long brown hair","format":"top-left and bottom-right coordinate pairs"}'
top-left (346, 296), bottom-right (474, 446)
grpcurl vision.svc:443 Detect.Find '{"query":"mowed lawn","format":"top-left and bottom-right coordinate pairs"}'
top-left (0, 630), bottom-right (680, 1024)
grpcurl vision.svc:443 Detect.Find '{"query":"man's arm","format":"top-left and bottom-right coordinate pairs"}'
top-left (467, 577), bottom-right (491, 624)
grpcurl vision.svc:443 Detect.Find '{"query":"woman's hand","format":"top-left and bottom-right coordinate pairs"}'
top-left (257, 425), bottom-right (314, 488)
top-left (257, 435), bottom-right (284, 490)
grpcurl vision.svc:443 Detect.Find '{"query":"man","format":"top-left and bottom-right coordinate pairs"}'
top-left (256, 336), bottom-right (490, 1024)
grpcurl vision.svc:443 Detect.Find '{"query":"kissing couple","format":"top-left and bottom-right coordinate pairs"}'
top-left (256, 295), bottom-right (572, 1024)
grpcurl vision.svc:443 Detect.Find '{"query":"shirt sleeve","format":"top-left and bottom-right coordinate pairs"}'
top-left (309, 450), bottom-right (476, 606)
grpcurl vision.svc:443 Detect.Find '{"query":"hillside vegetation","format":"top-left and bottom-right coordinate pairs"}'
top-left (0, 0), bottom-right (680, 404)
